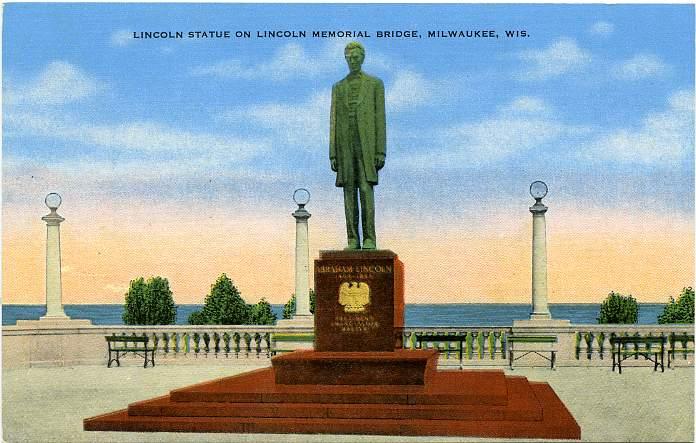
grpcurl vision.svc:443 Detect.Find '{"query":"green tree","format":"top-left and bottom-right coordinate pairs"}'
top-left (187, 310), bottom-right (207, 325)
top-left (122, 276), bottom-right (177, 325)
top-left (250, 297), bottom-right (277, 325)
top-left (597, 291), bottom-right (639, 324)
top-left (282, 289), bottom-right (316, 319)
top-left (658, 287), bottom-right (695, 324)
top-left (122, 277), bottom-right (147, 324)
top-left (146, 276), bottom-right (177, 324)
top-left (200, 273), bottom-right (251, 325)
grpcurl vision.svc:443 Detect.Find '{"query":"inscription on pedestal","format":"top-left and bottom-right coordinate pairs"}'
top-left (314, 250), bottom-right (404, 352)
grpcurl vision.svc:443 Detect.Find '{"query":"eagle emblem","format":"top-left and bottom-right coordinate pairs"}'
top-left (338, 282), bottom-right (370, 313)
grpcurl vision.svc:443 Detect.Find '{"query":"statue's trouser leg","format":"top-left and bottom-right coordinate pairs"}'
top-left (357, 179), bottom-right (375, 247)
top-left (353, 142), bottom-right (375, 247)
top-left (343, 186), bottom-right (360, 247)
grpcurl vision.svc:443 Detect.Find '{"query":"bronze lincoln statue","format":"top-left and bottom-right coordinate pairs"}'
top-left (330, 42), bottom-right (386, 250)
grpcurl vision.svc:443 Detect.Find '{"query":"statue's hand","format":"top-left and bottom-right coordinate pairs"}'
top-left (330, 158), bottom-right (337, 172)
top-left (375, 155), bottom-right (385, 171)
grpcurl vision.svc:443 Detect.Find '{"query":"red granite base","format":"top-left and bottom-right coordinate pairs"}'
top-left (84, 364), bottom-right (581, 439)
top-left (272, 350), bottom-right (438, 385)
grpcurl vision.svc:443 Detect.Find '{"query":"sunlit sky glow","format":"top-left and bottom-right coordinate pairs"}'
top-left (3, 4), bottom-right (694, 304)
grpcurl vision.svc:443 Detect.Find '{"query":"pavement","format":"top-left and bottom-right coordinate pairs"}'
top-left (2, 360), bottom-right (693, 442)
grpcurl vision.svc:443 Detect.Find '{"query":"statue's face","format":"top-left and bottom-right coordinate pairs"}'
top-left (344, 48), bottom-right (364, 74)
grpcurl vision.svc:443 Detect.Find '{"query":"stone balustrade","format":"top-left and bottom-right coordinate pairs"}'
top-left (401, 324), bottom-right (694, 367)
top-left (2, 322), bottom-right (693, 369)
top-left (2, 324), bottom-right (300, 368)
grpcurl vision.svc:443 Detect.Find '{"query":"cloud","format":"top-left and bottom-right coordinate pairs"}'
top-left (589, 21), bottom-right (614, 37)
top-left (110, 29), bottom-right (132, 47)
top-left (612, 54), bottom-right (669, 80)
top-left (5, 111), bottom-right (268, 158)
top-left (581, 90), bottom-right (694, 164)
top-left (517, 38), bottom-right (591, 80)
top-left (397, 96), bottom-right (586, 167)
top-left (221, 90), bottom-right (329, 148)
top-left (190, 42), bottom-right (340, 81)
top-left (499, 96), bottom-right (552, 116)
top-left (387, 70), bottom-right (437, 113)
top-left (219, 68), bottom-right (439, 148)
top-left (5, 61), bottom-right (101, 106)
top-left (190, 40), bottom-right (392, 82)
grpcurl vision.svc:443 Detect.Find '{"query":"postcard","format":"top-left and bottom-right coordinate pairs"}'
top-left (3, 3), bottom-right (694, 442)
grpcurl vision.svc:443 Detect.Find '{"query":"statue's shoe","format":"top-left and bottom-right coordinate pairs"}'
top-left (344, 240), bottom-right (360, 250)
top-left (362, 239), bottom-right (376, 249)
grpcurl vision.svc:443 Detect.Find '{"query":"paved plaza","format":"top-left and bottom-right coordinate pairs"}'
top-left (3, 360), bottom-right (693, 442)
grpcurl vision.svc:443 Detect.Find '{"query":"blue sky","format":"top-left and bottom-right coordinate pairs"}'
top-left (3, 4), bottom-right (694, 303)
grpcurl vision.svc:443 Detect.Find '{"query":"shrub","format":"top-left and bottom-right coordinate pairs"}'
top-left (200, 273), bottom-right (251, 325)
top-left (122, 277), bottom-right (147, 325)
top-left (658, 287), bottom-right (695, 324)
top-left (250, 297), bottom-right (277, 325)
top-left (597, 291), bottom-right (639, 324)
top-left (122, 276), bottom-right (177, 325)
top-left (187, 310), bottom-right (207, 325)
top-left (282, 289), bottom-right (316, 319)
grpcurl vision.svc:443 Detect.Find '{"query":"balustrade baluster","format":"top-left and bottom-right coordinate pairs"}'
top-left (243, 333), bottom-right (252, 358)
top-left (470, 331), bottom-right (479, 360)
top-left (414, 332), bottom-right (423, 349)
top-left (402, 331), bottom-right (412, 349)
top-left (490, 331), bottom-right (499, 359)
top-left (254, 333), bottom-right (263, 358)
top-left (464, 332), bottom-right (472, 360)
top-left (233, 332), bottom-right (241, 358)
top-left (597, 332), bottom-right (605, 359)
top-left (584, 332), bottom-right (594, 360)
top-left (158, 332), bottom-right (167, 354)
top-left (222, 332), bottom-right (231, 357)
top-left (632, 332), bottom-right (641, 359)
top-left (212, 332), bottom-right (220, 358)
top-left (182, 332), bottom-right (189, 355)
top-left (479, 331), bottom-right (488, 359)
top-left (193, 332), bottom-right (201, 356)
top-left (263, 333), bottom-right (271, 357)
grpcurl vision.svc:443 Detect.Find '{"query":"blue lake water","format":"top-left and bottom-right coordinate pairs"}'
top-left (2, 303), bottom-right (668, 326)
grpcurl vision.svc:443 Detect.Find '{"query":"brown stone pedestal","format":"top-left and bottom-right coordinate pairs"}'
top-left (84, 250), bottom-right (580, 439)
top-left (314, 250), bottom-right (403, 352)
top-left (273, 350), bottom-right (437, 385)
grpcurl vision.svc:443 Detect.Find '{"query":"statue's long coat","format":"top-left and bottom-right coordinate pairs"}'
top-left (329, 72), bottom-right (386, 187)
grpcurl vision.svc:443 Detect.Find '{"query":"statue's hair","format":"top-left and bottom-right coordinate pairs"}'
top-left (344, 41), bottom-right (365, 58)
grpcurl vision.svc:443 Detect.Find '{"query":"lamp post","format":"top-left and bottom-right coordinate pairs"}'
top-left (529, 181), bottom-right (551, 320)
top-left (292, 188), bottom-right (313, 321)
top-left (41, 193), bottom-right (69, 320)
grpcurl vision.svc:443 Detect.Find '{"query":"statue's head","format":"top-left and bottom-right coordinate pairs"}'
top-left (344, 41), bottom-right (365, 74)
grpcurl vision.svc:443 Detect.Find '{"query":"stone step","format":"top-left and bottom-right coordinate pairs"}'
top-left (128, 376), bottom-right (541, 421)
top-left (84, 382), bottom-right (579, 439)
top-left (169, 368), bottom-right (508, 405)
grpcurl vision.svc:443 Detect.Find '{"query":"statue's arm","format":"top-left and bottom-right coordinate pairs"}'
top-left (329, 84), bottom-right (337, 172)
top-left (375, 79), bottom-right (386, 168)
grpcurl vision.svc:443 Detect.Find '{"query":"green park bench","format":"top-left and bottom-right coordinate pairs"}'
top-left (507, 335), bottom-right (557, 369)
top-left (610, 335), bottom-right (666, 374)
top-left (415, 333), bottom-right (468, 369)
top-left (668, 333), bottom-right (694, 368)
top-left (105, 336), bottom-right (155, 368)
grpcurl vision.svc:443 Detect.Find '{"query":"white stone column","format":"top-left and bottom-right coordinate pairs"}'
top-left (41, 193), bottom-right (68, 319)
top-left (277, 189), bottom-right (314, 328)
top-left (293, 204), bottom-right (312, 318)
top-left (513, 182), bottom-right (569, 328)
top-left (529, 200), bottom-right (551, 320)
